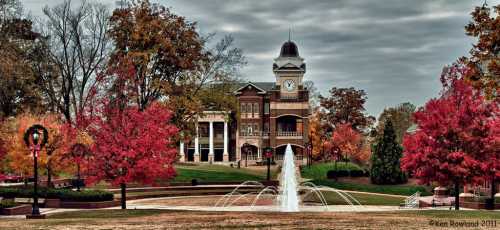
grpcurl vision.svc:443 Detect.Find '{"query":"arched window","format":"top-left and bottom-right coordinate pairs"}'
top-left (246, 103), bottom-right (252, 115)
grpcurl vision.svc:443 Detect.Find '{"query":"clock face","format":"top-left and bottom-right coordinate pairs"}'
top-left (284, 79), bottom-right (296, 91)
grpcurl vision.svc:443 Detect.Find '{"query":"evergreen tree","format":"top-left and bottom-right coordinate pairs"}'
top-left (370, 120), bottom-right (407, 184)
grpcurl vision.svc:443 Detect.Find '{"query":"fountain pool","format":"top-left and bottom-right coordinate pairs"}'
top-left (214, 144), bottom-right (363, 212)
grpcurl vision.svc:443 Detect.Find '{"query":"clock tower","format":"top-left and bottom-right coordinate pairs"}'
top-left (273, 39), bottom-right (306, 98)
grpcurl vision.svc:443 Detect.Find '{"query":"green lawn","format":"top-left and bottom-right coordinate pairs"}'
top-left (301, 162), bottom-right (431, 196)
top-left (311, 179), bottom-right (431, 196)
top-left (172, 164), bottom-right (273, 183)
top-left (304, 190), bottom-right (405, 206)
top-left (301, 162), bottom-right (363, 180)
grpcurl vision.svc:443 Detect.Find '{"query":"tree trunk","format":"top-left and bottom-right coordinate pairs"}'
top-left (121, 183), bottom-right (126, 209)
top-left (491, 177), bottom-right (496, 203)
top-left (454, 180), bottom-right (460, 210)
top-left (47, 164), bottom-right (52, 188)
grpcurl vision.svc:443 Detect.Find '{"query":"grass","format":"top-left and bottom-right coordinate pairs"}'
top-left (49, 209), bottom-right (173, 219)
top-left (312, 179), bottom-right (431, 196)
top-left (301, 162), bottom-right (363, 180)
top-left (301, 162), bottom-right (431, 196)
top-left (172, 164), bottom-right (272, 183)
top-left (304, 191), bottom-right (405, 206)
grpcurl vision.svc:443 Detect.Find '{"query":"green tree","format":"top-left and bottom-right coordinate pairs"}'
top-left (370, 120), bottom-right (406, 185)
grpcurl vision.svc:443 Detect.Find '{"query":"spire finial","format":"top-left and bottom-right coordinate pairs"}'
top-left (288, 28), bottom-right (291, 41)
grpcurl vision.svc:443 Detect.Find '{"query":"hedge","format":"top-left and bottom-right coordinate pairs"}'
top-left (326, 169), bottom-right (366, 179)
top-left (0, 188), bottom-right (113, 202)
top-left (0, 200), bottom-right (16, 209)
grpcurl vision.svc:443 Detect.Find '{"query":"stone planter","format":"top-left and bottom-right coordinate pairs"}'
top-left (433, 186), bottom-right (448, 198)
top-left (460, 201), bottom-right (500, 210)
top-left (44, 198), bottom-right (61, 208)
top-left (0, 205), bottom-right (31, 215)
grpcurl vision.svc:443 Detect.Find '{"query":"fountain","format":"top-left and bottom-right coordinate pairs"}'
top-left (279, 144), bottom-right (300, 212)
top-left (214, 143), bottom-right (363, 212)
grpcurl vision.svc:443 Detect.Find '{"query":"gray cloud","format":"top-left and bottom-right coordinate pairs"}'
top-left (21, 0), bottom-right (500, 117)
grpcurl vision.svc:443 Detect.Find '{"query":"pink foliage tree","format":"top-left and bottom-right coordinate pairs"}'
top-left (402, 73), bottom-right (499, 210)
top-left (84, 57), bottom-right (179, 209)
top-left (87, 102), bottom-right (178, 208)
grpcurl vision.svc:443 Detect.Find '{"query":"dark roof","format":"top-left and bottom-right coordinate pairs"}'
top-left (234, 82), bottom-right (276, 93)
top-left (279, 40), bottom-right (299, 57)
top-left (251, 82), bottom-right (275, 91)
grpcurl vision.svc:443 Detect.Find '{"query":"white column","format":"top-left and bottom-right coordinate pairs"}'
top-left (223, 121), bottom-right (229, 161)
top-left (209, 121), bottom-right (214, 162)
top-left (194, 123), bottom-right (199, 162)
top-left (257, 147), bottom-right (262, 161)
top-left (179, 140), bottom-right (185, 162)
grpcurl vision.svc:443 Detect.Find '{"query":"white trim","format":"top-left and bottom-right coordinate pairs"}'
top-left (272, 114), bottom-right (306, 119)
top-left (274, 143), bottom-right (305, 149)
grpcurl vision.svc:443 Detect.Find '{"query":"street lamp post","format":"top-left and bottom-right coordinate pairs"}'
top-left (242, 143), bottom-right (250, 168)
top-left (306, 142), bottom-right (312, 168)
top-left (264, 147), bottom-right (273, 181)
top-left (24, 124), bottom-right (48, 219)
top-left (71, 143), bottom-right (88, 192)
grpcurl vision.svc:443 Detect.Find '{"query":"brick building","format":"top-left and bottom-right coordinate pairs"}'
top-left (179, 39), bottom-right (310, 164)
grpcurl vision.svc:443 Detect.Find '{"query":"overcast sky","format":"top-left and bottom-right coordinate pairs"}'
top-left (22, 0), bottom-right (499, 117)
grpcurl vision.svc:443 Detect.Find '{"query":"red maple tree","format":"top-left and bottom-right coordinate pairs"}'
top-left (84, 58), bottom-right (179, 209)
top-left (87, 101), bottom-right (178, 208)
top-left (401, 78), bottom-right (499, 210)
top-left (329, 123), bottom-right (362, 162)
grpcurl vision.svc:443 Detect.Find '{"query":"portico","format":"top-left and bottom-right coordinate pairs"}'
top-left (180, 111), bottom-right (232, 163)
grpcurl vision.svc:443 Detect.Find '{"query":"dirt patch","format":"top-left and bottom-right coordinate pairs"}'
top-left (0, 210), bottom-right (476, 229)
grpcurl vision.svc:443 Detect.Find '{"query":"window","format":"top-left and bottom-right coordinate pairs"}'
top-left (247, 104), bottom-right (252, 115)
top-left (254, 123), bottom-right (259, 132)
top-left (263, 123), bottom-right (269, 133)
top-left (241, 123), bottom-right (246, 134)
top-left (264, 102), bottom-right (270, 114)
top-left (247, 124), bottom-right (253, 134)
top-left (241, 103), bottom-right (246, 113)
top-left (253, 103), bottom-right (259, 116)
